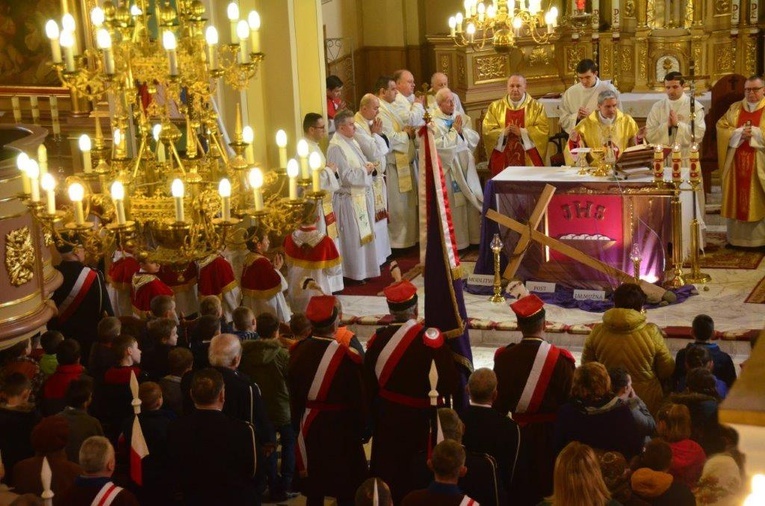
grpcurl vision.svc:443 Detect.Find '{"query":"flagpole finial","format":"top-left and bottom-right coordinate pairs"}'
top-left (428, 359), bottom-right (439, 406)
top-left (41, 456), bottom-right (54, 505)
top-left (130, 370), bottom-right (142, 415)
top-left (373, 478), bottom-right (379, 506)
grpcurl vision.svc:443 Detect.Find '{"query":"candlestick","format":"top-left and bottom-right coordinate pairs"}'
top-left (653, 144), bottom-right (664, 181)
top-left (689, 143), bottom-right (700, 182)
top-left (171, 179), bottom-right (185, 222)
top-left (205, 26), bottom-right (218, 69)
top-left (219, 178), bottom-right (231, 220)
top-left (248, 11), bottom-right (261, 53)
top-left (449, 16), bottom-right (456, 36)
top-left (50, 96), bottom-right (60, 136)
top-left (46, 20), bottom-right (61, 63)
top-left (68, 183), bottom-right (85, 225)
top-left (276, 130), bottom-right (288, 169)
top-left (38, 144), bottom-right (48, 176)
top-left (30, 96), bottom-right (39, 125)
top-left (60, 30), bottom-right (75, 72)
top-left (287, 159), bottom-right (299, 200)
top-left (27, 160), bottom-right (40, 202)
top-left (111, 181), bottom-right (126, 225)
top-left (41, 173), bottom-right (56, 215)
top-left (297, 139), bottom-right (310, 179)
top-left (227, 3), bottom-right (239, 43)
top-left (236, 20), bottom-right (249, 62)
top-left (309, 151), bottom-right (322, 192)
top-left (671, 144), bottom-right (681, 183)
top-left (79, 134), bottom-right (92, 173)
top-left (61, 14), bottom-right (78, 54)
top-left (249, 168), bottom-right (264, 211)
top-left (242, 126), bottom-right (254, 163)
top-left (11, 96), bottom-right (20, 123)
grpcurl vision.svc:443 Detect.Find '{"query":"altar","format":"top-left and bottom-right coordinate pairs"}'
top-left (474, 166), bottom-right (698, 290)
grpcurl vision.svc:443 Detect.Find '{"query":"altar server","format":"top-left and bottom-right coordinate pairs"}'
top-left (241, 226), bottom-right (292, 322)
top-left (196, 252), bottom-right (240, 324)
top-left (431, 88), bottom-right (483, 249)
top-left (559, 59), bottom-right (619, 134)
top-left (483, 74), bottom-right (549, 177)
top-left (327, 109), bottom-right (380, 281)
top-left (646, 71), bottom-right (706, 156)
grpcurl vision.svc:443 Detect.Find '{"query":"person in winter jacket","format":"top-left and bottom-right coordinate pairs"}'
top-left (630, 438), bottom-right (695, 506)
top-left (583, 283), bottom-right (675, 415)
top-left (655, 403), bottom-right (706, 488)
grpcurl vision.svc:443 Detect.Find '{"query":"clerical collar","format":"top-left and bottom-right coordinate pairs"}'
top-left (510, 94), bottom-right (526, 108)
top-left (598, 112), bottom-right (615, 125)
top-left (469, 400), bottom-right (493, 408)
top-left (584, 78), bottom-right (600, 89)
top-left (745, 100), bottom-right (760, 112)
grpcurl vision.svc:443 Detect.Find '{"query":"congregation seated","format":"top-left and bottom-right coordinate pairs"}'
top-left (554, 362), bottom-right (644, 460)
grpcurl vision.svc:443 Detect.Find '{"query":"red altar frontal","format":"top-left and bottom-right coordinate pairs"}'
top-left (480, 166), bottom-right (695, 290)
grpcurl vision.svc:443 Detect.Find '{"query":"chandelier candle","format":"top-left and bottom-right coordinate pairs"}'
top-left (46, 21), bottom-right (61, 63)
top-left (205, 27), bottom-right (218, 70)
top-left (41, 174), bottom-right (56, 215)
top-left (236, 20), bottom-right (249, 62)
top-left (68, 183), bottom-right (85, 225)
top-left (276, 130), bottom-right (288, 169)
top-left (242, 126), bottom-right (255, 164)
top-left (79, 134), bottom-right (92, 173)
top-left (309, 151), bottom-right (322, 192)
top-left (248, 11), bottom-right (261, 53)
top-left (287, 159), bottom-right (299, 200)
top-left (227, 3), bottom-right (239, 42)
top-left (171, 179), bottom-right (185, 222)
top-left (249, 168), bottom-right (264, 211)
top-left (110, 181), bottom-right (126, 225)
top-left (163, 32), bottom-right (178, 76)
top-left (297, 139), bottom-right (310, 179)
top-left (37, 144), bottom-right (48, 177)
top-left (219, 178), bottom-right (232, 221)
top-left (17, 153), bottom-right (30, 194)
top-left (27, 161), bottom-right (40, 202)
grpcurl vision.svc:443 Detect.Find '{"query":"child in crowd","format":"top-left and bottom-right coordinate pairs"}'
top-left (39, 331), bottom-right (65, 376)
top-left (656, 403), bottom-right (706, 489)
top-left (1, 339), bottom-right (44, 404)
top-left (159, 347), bottom-right (193, 417)
top-left (142, 318), bottom-right (179, 380)
top-left (0, 373), bottom-right (41, 485)
top-left (189, 314), bottom-right (221, 371)
top-left (88, 316), bottom-right (122, 383)
top-left (40, 339), bottom-right (86, 416)
top-left (232, 306), bottom-right (259, 341)
top-left (56, 377), bottom-right (104, 463)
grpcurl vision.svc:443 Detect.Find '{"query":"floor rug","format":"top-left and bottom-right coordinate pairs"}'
top-left (683, 231), bottom-right (765, 270)
top-left (745, 275), bottom-right (765, 304)
top-left (338, 246), bottom-right (421, 296)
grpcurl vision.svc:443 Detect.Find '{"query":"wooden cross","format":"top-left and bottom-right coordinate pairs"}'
top-left (502, 184), bottom-right (556, 280)
top-left (487, 192), bottom-right (669, 303)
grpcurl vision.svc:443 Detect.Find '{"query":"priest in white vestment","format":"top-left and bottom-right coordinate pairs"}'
top-left (354, 94), bottom-right (392, 266)
top-left (326, 110), bottom-right (381, 281)
top-left (431, 88), bottom-right (483, 250)
top-left (426, 72), bottom-right (465, 114)
top-left (559, 59), bottom-right (619, 134)
top-left (376, 75), bottom-right (421, 249)
top-left (302, 112), bottom-right (341, 251)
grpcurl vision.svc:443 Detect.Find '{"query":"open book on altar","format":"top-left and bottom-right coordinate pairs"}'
top-left (615, 144), bottom-right (659, 176)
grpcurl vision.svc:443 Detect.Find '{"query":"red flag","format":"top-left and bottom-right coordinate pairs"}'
top-left (130, 415), bottom-right (149, 486)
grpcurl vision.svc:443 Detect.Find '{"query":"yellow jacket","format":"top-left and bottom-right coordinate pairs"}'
top-left (582, 308), bottom-right (675, 415)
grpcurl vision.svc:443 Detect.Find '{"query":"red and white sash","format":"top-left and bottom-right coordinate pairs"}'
top-left (58, 268), bottom-right (98, 323)
top-left (515, 341), bottom-right (560, 414)
top-left (296, 340), bottom-right (347, 476)
top-left (91, 482), bottom-right (124, 506)
top-left (459, 496), bottom-right (479, 506)
top-left (374, 319), bottom-right (421, 385)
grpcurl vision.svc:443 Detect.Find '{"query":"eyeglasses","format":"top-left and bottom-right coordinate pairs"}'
top-left (744, 87), bottom-right (764, 92)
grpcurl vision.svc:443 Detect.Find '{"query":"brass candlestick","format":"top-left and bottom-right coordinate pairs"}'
top-left (489, 233), bottom-right (504, 303)
top-left (683, 177), bottom-right (711, 284)
top-left (663, 181), bottom-right (686, 289)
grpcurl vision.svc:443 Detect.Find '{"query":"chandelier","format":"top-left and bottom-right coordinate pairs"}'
top-left (448, 0), bottom-right (559, 51)
top-left (18, 0), bottom-right (318, 272)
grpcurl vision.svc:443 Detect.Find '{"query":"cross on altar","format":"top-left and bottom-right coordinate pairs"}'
top-left (486, 190), bottom-right (671, 303)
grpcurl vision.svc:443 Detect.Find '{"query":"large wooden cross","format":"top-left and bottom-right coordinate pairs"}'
top-left (488, 184), bottom-right (669, 302)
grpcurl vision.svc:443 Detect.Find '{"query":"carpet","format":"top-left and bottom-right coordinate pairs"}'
top-left (338, 246), bottom-right (421, 296)
top-left (683, 231), bottom-right (765, 270)
top-left (745, 275), bottom-right (765, 304)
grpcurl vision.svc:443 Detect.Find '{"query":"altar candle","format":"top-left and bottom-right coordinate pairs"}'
top-left (30, 96), bottom-right (40, 125)
top-left (276, 130), bottom-right (288, 169)
top-left (110, 181), bottom-right (126, 225)
top-left (248, 168), bottom-right (264, 211)
top-left (248, 11), bottom-right (261, 53)
top-left (27, 160), bottom-right (40, 202)
top-left (79, 134), bottom-right (92, 173)
top-left (41, 173), bottom-right (56, 215)
top-left (171, 179), bottom-right (185, 222)
top-left (689, 144), bottom-right (700, 182)
top-left (310, 151), bottom-right (322, 192)
top-left (592, 0), bottom-right (599, 28)
top-left (236, 20), bottom-right (249, 62)
top-left (38, 144), bottom-right (48, 177)
top-left (11, 96), bottom-right (21, 123)
top-left (296, 139), bottom-right (310, 179)
top-left (218, 178), bottom-right (231, 221)
top-left (46, 20), bottom-right (62, 63)
top-left (671, 144), bottom-right (682, 182)
top-left (50, 96), bottom-right (60, 136)
top-left (612, 0), bottom-right (620, 29)
top-left (227, 3), bottom-right (239, 43)
top-left (287, 159), bottom-right (299, 200)
top-left (751, 0), bottom-right (758, 24)
top-left (653, 144), bottom-right (664, 181)
top-left (732, 0), bottom-right (741, 25)
top-left (68, 183), bottom-right (85, 225)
